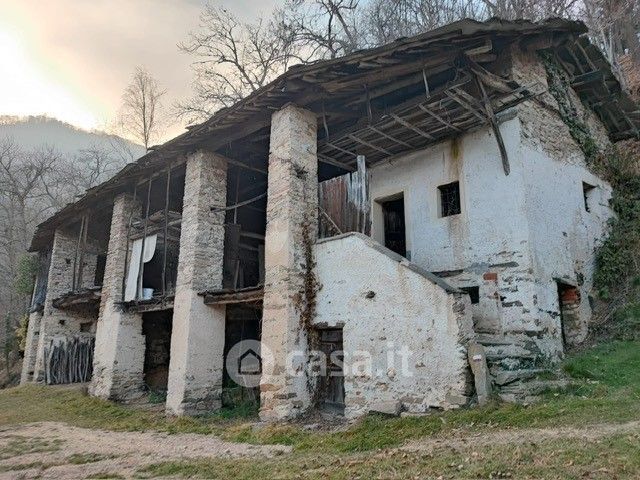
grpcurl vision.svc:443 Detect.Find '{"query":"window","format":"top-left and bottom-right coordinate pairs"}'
top-left (460, 286), bottom-right (480, 304)
top-left (438, 181), bottom-right (461, 217)
top-left (582, 182), bottom-right (595, 212)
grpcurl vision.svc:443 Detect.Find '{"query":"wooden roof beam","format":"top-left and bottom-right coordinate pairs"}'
top-left (347, 134), bottom-right (393, 156)
top-left (390, 114), bottom-right (435, 139)
top-left (367, 126), bottom-right (415, 148)
top-left (446, 90), bottom-right (486, 121)
top-left (317, 153), bottom-right (356, 172)
top-left (417, 104), bottom-right (462, 132)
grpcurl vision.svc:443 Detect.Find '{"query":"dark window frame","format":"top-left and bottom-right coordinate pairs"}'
top-left (438, 181), bottom-right (461, 217)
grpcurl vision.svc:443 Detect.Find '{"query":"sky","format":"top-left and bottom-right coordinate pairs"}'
top-left (0, 0), bottom-right (278, 140)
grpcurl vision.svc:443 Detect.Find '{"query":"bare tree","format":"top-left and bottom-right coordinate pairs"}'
top-left (581, 0), bottom-right (639, 71)
top-left (177, 6), bottom-right (302, 123)
top-left (119, 66), bottom-right (166, 151)
top-left (363, 0), bottom-right (485, 45)
top-left (282, 0), bottom-right (363, 58)
top-left (0, 140), bottom-right (60, 335)
top-left (178, 0), bottom-right (638, 123)
top-left (0, 135), bottom-right (130, 365)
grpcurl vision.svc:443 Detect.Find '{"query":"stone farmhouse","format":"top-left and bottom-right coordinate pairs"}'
top-left (20, 18), bottom-right (640, 420)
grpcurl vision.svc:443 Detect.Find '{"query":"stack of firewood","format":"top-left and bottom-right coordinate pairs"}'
top-left (44, 335), bottom-right (95, 384)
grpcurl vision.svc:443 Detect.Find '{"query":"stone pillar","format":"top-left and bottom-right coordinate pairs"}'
top-left (166, 151), bottom-right (227, 415)
top-left (20, 311), bottom-right (43, 383)
top-left (89, 194), bottom-right (145, 401)
top-left (260, 104), bottom-right (318, 421)
top-left (32, 228), bottom-right (85, 381)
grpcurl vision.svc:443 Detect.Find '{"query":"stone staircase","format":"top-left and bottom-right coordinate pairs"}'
top-left (476, 332), bottom-right (570, 402)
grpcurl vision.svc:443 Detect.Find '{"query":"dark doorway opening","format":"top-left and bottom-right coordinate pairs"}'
top-left (556, 282), bottom-right (580, 350)
top-left (142, 310), bottom-right (173, 395)
top-left (222, 304), bottom-right (263, 409)
top-left (317, 328), bottom-right (345, 413)
top-left (381, 195), bottom-right (406, 257)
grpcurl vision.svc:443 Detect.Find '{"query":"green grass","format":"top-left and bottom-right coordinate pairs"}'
top-left (136, 433), bottom-right (640, 479)
top-left (1, 341), bottom-right (639, 478)
top-left (66, 453), bottom-right (112, 465)
top-left (0, 436), bottom-right (62, 460)
top-left (86, 473), bottom-right (125, 479)
top-left (564, 341), bottom-right (640, 388)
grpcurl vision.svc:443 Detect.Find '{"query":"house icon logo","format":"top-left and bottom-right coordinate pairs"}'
top-left (238, 348), bottom-right (262, 375)
top-left (226, 339), bottom-right (269, 387)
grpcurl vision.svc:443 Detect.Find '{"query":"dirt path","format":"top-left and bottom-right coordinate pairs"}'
top-left (401, 419), bottom-right (640, 452)
top-left (1, 420), bottom-right (639, 479)
top-left (0, 422), bottom-right (290, 479)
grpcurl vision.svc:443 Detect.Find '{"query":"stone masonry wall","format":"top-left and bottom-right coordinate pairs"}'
top-left (32, 228), bottom-right (97, 382)
top-left (511, 48), bottom-right (613, 359)
top-left (166, 151), bottom-right (227, 415)
top-left (260, 104), bottom-right (319, 421)
top-left (90, 194), bottom-right (146, 401)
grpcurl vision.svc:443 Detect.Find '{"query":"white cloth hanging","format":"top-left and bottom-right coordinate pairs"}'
top-left (124, 234), bottom-right (157, 301)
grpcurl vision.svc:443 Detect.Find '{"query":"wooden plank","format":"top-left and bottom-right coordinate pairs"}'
top-left (367, 126), bottom-right (414, 148)
top-left (417, 104), bottom-right (462, 132)
top-left (347, 134), bottom-right (393, 156)
top-left (202, 286), bottom-right (264, 305)
top-left (476, 77), bottom-right (510, 175)
top-left (390, 114), bottom-right (434, 139)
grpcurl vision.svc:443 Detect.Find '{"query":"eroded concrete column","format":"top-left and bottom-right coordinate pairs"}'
top-left (260, 104), bottom-right (318, 421)
top-left (166, 151), bottom-right (227, 415)
top-left (89, 193), bottom-right (145, 401)
top-left (32, 228), bottom-right (86, 382)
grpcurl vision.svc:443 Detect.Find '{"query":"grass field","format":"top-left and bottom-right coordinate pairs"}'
top-left (1, 340), bottom-right (639, 478)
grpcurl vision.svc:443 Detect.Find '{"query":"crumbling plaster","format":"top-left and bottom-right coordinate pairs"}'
top-left (367, 50), bottom-right (613, 371)
top-left (314, 233), bottom-right (473, 417)
top-left (512, 49), bottom-right (613, 347)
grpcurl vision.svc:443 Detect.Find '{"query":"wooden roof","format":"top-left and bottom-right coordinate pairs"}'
top-left (29, 17), bottom-right (639, 251)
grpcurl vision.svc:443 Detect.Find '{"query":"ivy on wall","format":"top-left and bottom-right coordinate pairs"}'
top-left (539, 51), bottom-right (600, 162)
top-left (540, 51), bottom-right (640, 339)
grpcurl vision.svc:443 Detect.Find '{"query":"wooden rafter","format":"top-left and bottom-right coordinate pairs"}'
top-left (390, 114), bottom-right (434, 139)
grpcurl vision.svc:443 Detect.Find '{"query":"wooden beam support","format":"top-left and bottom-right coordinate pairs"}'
top-left (317, 153), bottom-right (356, 171)
top-left (390, 114), bottom-right (434, 139)
top-left (347, 134), bottom-right (393, 156)
top-left (326, 142), bottom-right (358, 158)
top-left (367, 126), bottom-right (414, 148)
top-left (476, 77), bottom-right (510, 176)
top-left (417, 104), bottom-right (461, 132)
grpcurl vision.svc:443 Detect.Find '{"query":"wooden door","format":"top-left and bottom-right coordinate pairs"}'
top-left (318, 329), bottom-right (345, 409)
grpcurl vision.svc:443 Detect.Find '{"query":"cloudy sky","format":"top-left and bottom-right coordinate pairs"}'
top-left (0, 0), bottom-right (277, 139)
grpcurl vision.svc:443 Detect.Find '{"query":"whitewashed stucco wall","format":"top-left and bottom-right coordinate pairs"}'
top-left (313, 233), bottom-right (473, 417)
top-left (368, 118), bottom-right (542, 337)
top-left (370, 117), bottom-right (531, 272)
top-left (366, 101), bottom-right (613, 364)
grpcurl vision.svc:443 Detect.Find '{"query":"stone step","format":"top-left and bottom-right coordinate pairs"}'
top-left (492, 368), bottom-right (549, 386)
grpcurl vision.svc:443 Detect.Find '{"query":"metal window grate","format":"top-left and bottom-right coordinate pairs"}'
top-left (438, 181), bottom-right (461, 217)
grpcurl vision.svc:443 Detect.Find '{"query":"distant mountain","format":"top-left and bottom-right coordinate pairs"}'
top-left (0, 115), bottom-right (145, 160)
